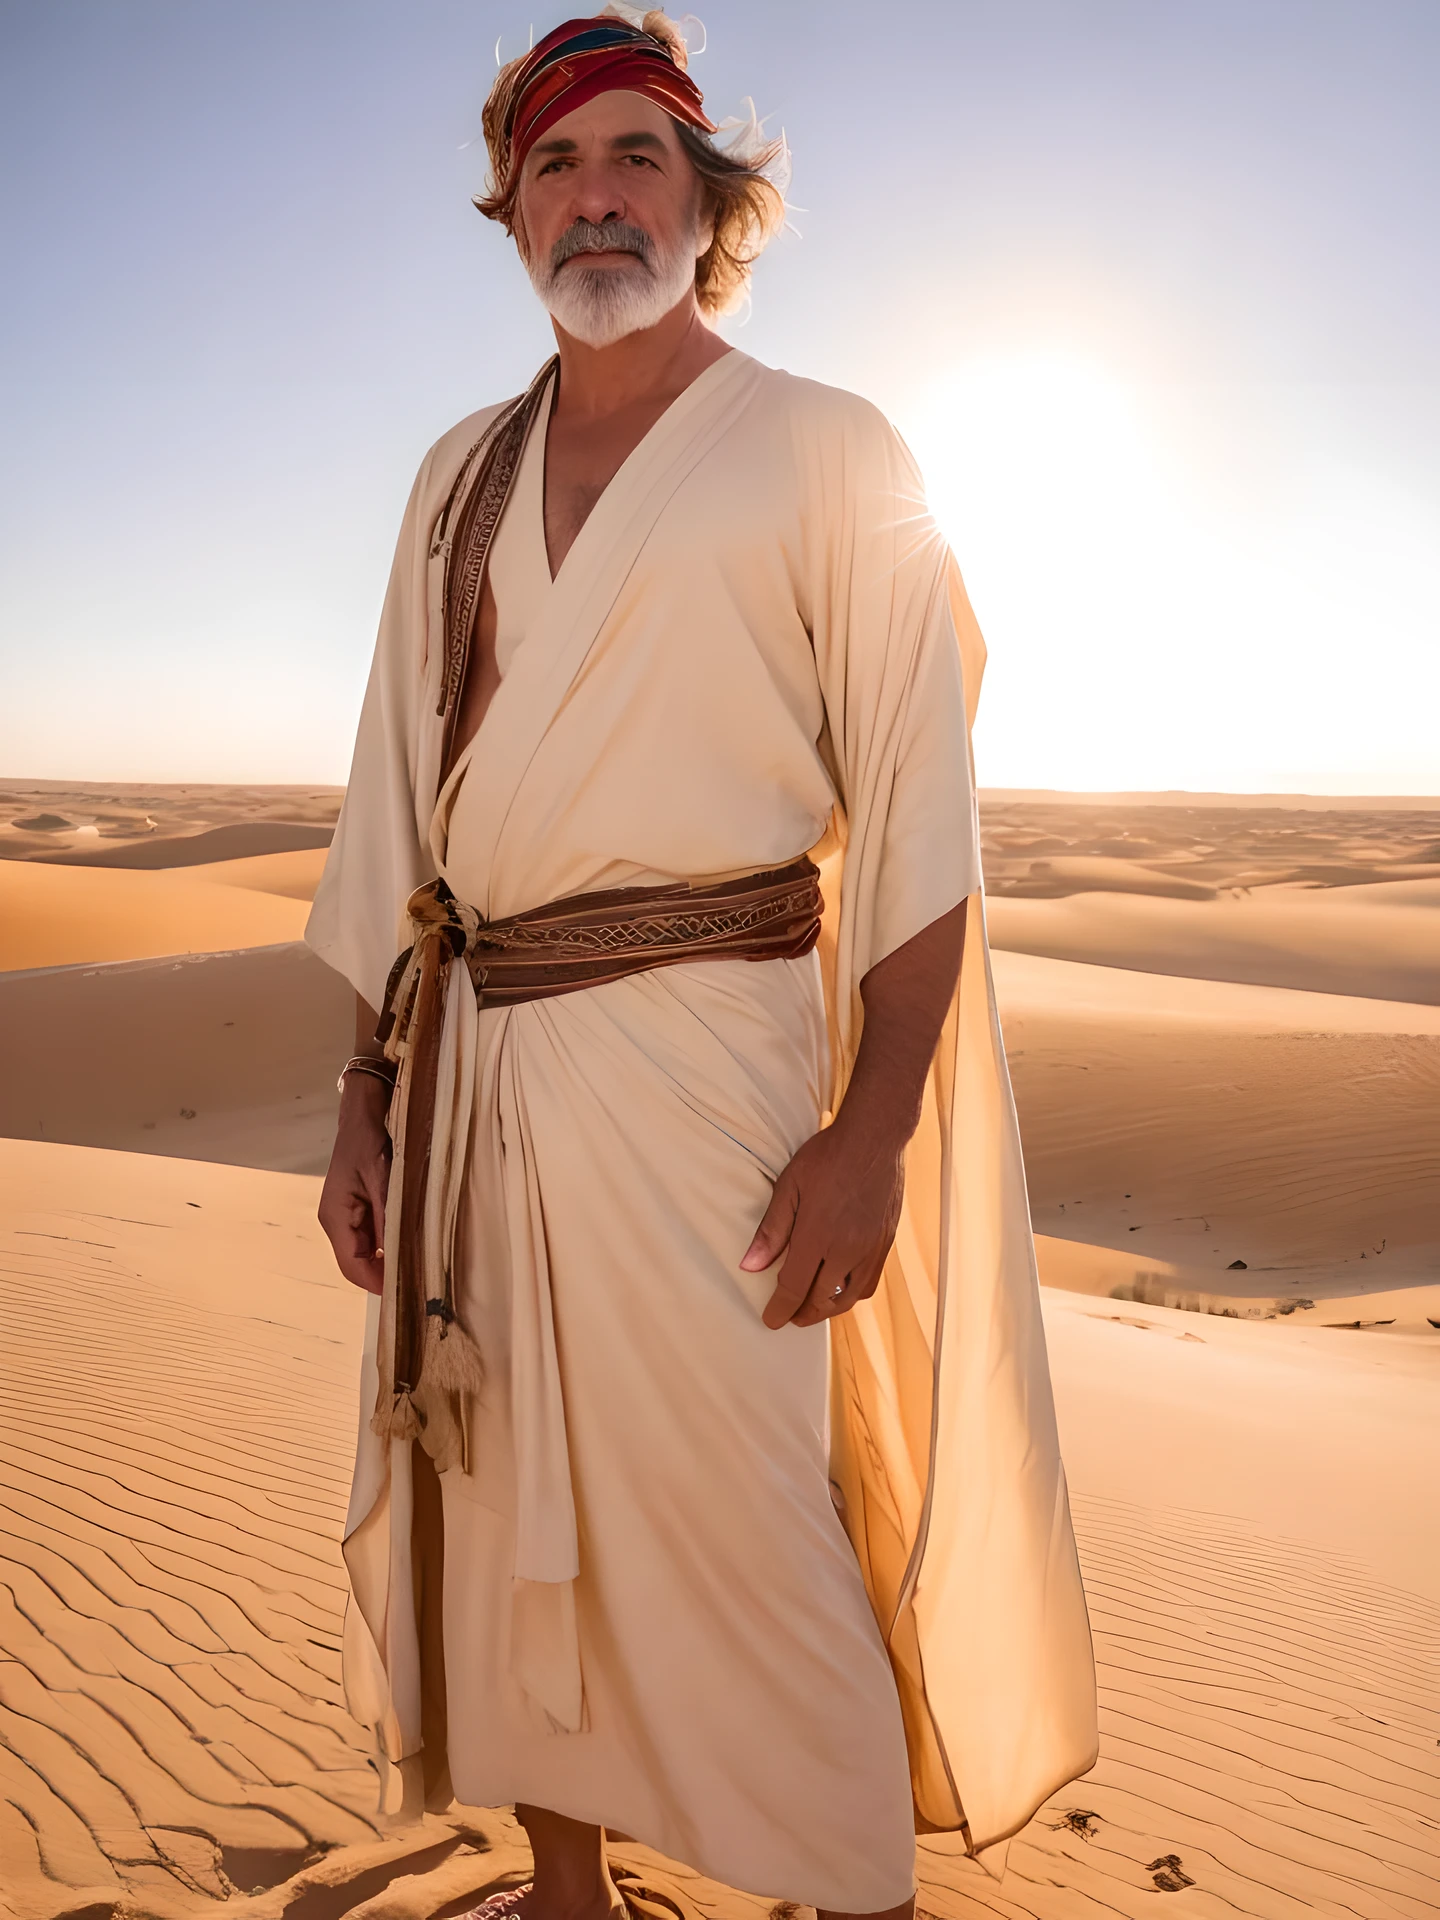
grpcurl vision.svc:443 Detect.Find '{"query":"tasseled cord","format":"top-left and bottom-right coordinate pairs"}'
top-left (370, 1301), bottom-right (486, 1450)
top-left (369, 889), bottom-right (489, 1455)
top-left (375, 1390), bottom-right (423, 1442)
top-left (422, 1296), bottom-right (487, 1395)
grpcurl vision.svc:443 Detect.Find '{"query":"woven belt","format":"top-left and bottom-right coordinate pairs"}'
top-left (369, 857), bottom-right (823, 1447)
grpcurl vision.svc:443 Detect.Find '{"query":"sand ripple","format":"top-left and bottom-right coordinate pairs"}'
top-left (0, 1142), bottom-right (374, 1913)
top-left (3, 1142), bottom-right (1437, 1918)
top-left (921, 1492), bottom-right (1440, 1917)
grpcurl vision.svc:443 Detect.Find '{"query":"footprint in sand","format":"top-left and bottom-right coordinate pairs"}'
top-left (1053, 1809), bottom-right (1101, 1839)
top-left (1148, 1854), bottom-right (1197, 1893)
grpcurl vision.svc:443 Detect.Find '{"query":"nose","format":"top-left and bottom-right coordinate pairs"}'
top-left (568, 158), bottom-right (626, 228)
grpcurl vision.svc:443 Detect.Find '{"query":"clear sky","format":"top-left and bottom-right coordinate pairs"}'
top-left (2, 0), bottom-right (1437, 793)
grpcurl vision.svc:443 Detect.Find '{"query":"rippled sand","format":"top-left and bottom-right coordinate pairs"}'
top-left (1, 788), bottom-right (1436, 1918)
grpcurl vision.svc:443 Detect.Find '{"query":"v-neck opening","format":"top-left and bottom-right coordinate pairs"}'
top-left (542, 347), bottom-right (740, 587)
top-left (430, 347), bottom-right (762, 881)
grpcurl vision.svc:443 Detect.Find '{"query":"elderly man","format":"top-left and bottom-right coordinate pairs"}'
top-left (308, 10), bottom-right (1096, 1919)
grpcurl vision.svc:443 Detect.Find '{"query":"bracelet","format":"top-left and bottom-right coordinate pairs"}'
top-left (338, 1055), bottom-right (398, 1096)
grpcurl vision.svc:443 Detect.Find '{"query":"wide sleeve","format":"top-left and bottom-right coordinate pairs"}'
top-left (868, 550), bottom-right (985, 970)
top-left (305, 451), bottom-right (441, 1011)
top-left (805, 392), bottom-right (988, 1008)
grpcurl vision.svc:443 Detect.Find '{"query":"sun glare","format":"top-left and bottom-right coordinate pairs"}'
top-left (899, 353), bottom-right (1440, 794)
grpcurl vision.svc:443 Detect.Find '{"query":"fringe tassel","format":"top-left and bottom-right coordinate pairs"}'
top-left (422, 1308), bottom-right (486, 1396)
top-left (371, 1389), bottom-right (423, 1442)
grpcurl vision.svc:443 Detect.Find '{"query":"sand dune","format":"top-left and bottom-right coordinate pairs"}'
top-left (3, 1139), bottom-right (1435, 1920)
top-left (1031, 1231), bottom-right (1440, 1327)
top-left (0, 780), bottom-right (341, 867)
top-left (185, 848), bottom-right (329, 902)
top-left (989, 856), bottom-right (1220, 900)
top-left (1313, 874), bottom-right (1440, 907)
top-left (0, 861), bottom-right (313, 971)
top-left (986, 885), bottom-right (1440, 1002)
top-left (993, 950), bottom-right (1440, 1290)
top-left (982, 789), bottom-right (1440, 811)
top-left (0, 943), bottom-right (350, 1175)
top-left (37, 822), bottom-right (334, 870)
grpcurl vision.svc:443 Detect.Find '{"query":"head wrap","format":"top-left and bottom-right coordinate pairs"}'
top-left (501, 16), bottom-right (717, 182)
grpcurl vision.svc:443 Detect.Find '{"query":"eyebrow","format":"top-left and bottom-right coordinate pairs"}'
top-left (529, 130), bottom-right (670, 157)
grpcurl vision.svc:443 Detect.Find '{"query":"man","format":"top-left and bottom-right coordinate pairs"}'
top-left (308, 10), bottom-right (1097, 1919)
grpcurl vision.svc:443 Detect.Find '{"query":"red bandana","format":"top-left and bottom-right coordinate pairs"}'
top-left (504, 17), bottom-right (716, 179)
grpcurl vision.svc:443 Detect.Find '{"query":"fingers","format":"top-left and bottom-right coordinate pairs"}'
top-left (777, 1237), bottom-right (894, 1330)
top-left (761, 1218), bottom-right (826, 1328)
top-left (361, 1156), bottom-right (390, 1257)
top-left (790, 1259), bottom-right (858, 1328)
top-left (319, 1165), bottom-right (388, 1297)
top-left (741, 1166), bottom-right (800, 1274)
top-left (843, 1241), bottom-right (889, 1305)
top-left (324, 1205), bottom-right (385, 1297)
top-left (341, 1252), bottom-right (385, 1297)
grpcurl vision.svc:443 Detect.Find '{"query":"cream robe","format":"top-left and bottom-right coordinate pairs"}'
top-left (306, 349), bottom-right (1097, 1909)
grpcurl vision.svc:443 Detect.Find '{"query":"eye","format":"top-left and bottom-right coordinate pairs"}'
top-left (621, 153), bottom-right (658, 169)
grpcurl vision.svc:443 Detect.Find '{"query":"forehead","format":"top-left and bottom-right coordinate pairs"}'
top-left (526, 87), bottom-right (682, 156)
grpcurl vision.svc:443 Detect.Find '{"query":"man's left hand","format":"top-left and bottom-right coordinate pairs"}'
top-left (741, 1120), bottom-right (905, 1328)
top-left (738, 897), bottom-right (968, 1330)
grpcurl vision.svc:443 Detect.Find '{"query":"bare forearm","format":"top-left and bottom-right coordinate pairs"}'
top-left (355, 993), bottom-right (383, 1058)
top-left (320, 994), bottom-right (393, 1295)
top-left (832, 899), bottom-right (967, 1154)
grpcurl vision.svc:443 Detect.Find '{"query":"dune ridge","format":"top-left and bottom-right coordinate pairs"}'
top-left (188, 849), bottom-right (331, 901)
top-left (987, 885), bottom-right (1440, 1002)
top-left (0, 782), bottom-right (341, 869)
top-left (34, 824), bottom-right (334, 871)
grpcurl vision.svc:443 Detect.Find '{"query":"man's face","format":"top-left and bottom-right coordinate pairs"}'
top-left (515, 89), bottom-right (712, 346)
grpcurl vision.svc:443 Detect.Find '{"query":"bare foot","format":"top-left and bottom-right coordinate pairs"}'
top-left (464, 1885), bottom-right (534, 1920)
top-left (465, 1885), bottom-right (625, 1920)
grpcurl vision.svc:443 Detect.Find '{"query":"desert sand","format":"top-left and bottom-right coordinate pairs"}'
top-left (986, 885), bottom-right (1440, 1002)
top-left (0, 860), bottom-right (315, 971)
top-left (2, 787), bottom-right (1438, 1918)
top-left (0, 780), bottom-right (341, 867)
top-left (0, 943), bottom-right (351, 1174)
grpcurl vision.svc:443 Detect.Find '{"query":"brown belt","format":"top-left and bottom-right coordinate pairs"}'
top-left (369, 857), bottom-right (823, 1444)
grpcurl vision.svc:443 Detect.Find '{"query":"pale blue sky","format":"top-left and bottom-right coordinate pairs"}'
top-left (2, 1), bottom-right (1437, 790)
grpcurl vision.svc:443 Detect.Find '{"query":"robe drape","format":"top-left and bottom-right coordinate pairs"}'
top-left (306, 348), bottom-right (1097, 1906)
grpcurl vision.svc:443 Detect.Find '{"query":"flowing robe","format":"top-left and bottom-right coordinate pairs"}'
top-left (306, 349), bottom-right (1097, 1909)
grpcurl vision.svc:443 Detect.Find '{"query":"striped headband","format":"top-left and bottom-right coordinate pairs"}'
top-left (503, 17), bottom-right (717, 179)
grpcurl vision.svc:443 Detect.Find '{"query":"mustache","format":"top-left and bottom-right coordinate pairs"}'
top-left (550, 219), bottom-right (654, 272)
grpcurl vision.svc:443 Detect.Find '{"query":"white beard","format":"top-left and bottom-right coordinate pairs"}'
top-left (528, 221), bottom-right (700, 347)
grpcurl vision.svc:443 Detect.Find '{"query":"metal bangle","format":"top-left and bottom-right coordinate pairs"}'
top-left (337, 1055), bottom-right (397, 1095)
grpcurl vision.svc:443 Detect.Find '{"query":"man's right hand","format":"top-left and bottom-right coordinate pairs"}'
top-left (319, 1073), bottom-right (393, 1296)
